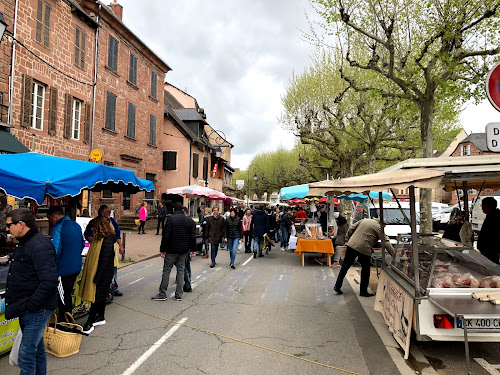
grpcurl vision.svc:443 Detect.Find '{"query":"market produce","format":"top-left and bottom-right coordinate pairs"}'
top-left (452, 273), bottom-right (480, 288)
top-left (480, 276), bottom-right (500, 288)
top-left (431, 274), bottom-right (454, 288)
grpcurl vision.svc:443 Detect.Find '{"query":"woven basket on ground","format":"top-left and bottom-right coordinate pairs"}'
top-left (43, 312), bottom-right (83, 358)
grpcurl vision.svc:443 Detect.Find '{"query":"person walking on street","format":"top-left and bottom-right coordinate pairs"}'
top-left (225, 209), bottom-right (242, 269)
top-left (280, 208), bottom-right (292, 251)
top-left (201, 207), bottom-right (211, 258)
top-left (138, 202), bottom-right (148, 234)
top-left (251, 205), bottom-right (270, 258)
top-left (334, 218), bottom-right (393, 297)
top-left (332, 215), bottom-right (348, 267)
top-left (47, 206), bottom-right (85, 318)
top-left (156, 201), bottom-right (167, 235)
top-left (477, 197), bottom-right (500, 264)
top-left (152, 202), bottom-right (196, 301)
top-left (5, 208), bottom-right (58, 374)
top-left (242, 209), bottom-right (252, 253)
top-left (206, 206), bottom-right (225, 268)
top-left (182, 206), bottom-right (193, 293)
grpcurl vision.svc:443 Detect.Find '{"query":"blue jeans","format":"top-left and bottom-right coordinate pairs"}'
top-left (280, 227), bottom-right (288, 248)
top-left (210, 243), bottom-right (219, 263)
top-left (227, 237), bottom-right (239, 265)
top-left (184, 254), bottom-right (191, 288)
top-left (253, 235), bottom-right (264, 255)
top-left (18, 309), bottom-right (53, 375)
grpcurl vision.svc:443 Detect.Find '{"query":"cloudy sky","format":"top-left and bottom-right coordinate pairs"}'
top-left (120, 0), bottom-right (498, 170)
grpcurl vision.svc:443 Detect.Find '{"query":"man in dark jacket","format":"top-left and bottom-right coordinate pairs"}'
top-left (152, 202), bottom-right (196, 301)
top-left (251, 205), bottom-right (270, 258)
top-left (206, 206), bottom-right (225, 268)
top-left (47, 205), bottom-right (85, 317)
top-left (5, 208), bottom-right (58, 374)
top-left (156, 201), bottom-right (167, 235)
top-left (224, 209), bottom-right (242, 269)
top-left (478, 197), bottom-right (500, 264)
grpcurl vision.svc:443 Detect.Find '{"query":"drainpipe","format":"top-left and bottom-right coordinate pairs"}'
top-left (90, 3), bottom-right (101, 151)
top-left (7, 0), bottom-right (19, 125)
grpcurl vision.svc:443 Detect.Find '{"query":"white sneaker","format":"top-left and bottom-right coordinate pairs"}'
top-left (280, 247), bottom-right (285, 251)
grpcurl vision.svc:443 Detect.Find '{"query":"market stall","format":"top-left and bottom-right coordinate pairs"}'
top-left (309, 155), bottom-right (500, 374)
top-left (0, 152), bottom-right (154, 355)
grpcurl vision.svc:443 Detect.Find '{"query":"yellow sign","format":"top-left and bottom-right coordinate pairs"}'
top-left (90, 149), bottom-right (103, 162)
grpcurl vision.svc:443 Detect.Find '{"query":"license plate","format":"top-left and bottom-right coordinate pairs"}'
top-left (457, 318), bottom-right (500, 330)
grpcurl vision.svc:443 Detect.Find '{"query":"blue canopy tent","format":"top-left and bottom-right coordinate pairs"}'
top-left (0, 152), bottom-right (154, 204)
top-left (336, 191), bottom-right (392, 202)
top-left (279, 183), bottom-right (392, 202)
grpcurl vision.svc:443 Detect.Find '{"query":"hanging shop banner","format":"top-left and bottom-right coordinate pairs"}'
top-left (212, 164), bottom-right (218, 178)
top-left (374, 269), bottom-right (414, 359)
top-left (236, 180), bottom-right (244, 190)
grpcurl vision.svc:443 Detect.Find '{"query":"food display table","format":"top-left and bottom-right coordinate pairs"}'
top-left (295, 238), bottom-right (334, 267)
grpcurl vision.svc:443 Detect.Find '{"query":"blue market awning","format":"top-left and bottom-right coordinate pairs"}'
top-left (336, 191), bottom-right (392, 202)
top-left (0, 152), bottom-right (154, 204)
top-left (279, 184), bottom-right (314, 200)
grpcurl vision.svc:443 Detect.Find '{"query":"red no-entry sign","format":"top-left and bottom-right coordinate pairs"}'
top-left (486, 63), bottom-right (500, 112)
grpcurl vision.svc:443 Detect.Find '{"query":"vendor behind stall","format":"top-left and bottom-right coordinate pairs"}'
top-left (477, 197), bottom-right (500, 264)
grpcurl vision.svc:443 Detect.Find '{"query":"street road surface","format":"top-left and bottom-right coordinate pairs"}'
top-left (1, 246), bottom-right (500, 374)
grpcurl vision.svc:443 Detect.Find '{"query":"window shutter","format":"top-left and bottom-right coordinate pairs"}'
top-left (151, 71), bottom-right (157, 99)
top-left (129, 53), bottom-right (137, 85)
top-left (162, 151), bottom-right (168, 170)
top-left (63, 93), bottom-right (72, 139)
top-left (203, 156), bottom-right (208, 180)
top-left (108, 35), bottom-right (118, 72)
top-left (80, 31), bottom-right (85, 68)
top-left (43, 3), bottom-right (51, 47)
top-left (127, 102), bottom-right (135, 138)
top-left (149, 115), bottom-right (156, 145)
top-left (168, 151), bottom-right (177, 170)
top-left (48, 87), bottom-right (57, 135)
top-left (20, 74), bottom-right (33, 127)
top-left (83, 103), bottom-right (91, 144)
top-left (36, 0), bottom-right (43, 42)
top-left (105, 91), bottom-right (116, 131)
top-left (192, 153), bottom-right (199, 178)
top-left (75, 28), bottom-right (80, 65)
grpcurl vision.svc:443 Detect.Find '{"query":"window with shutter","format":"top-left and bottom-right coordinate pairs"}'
top-left (105, 91), bottom-right (116, 131)
top-left (71, 99), bottom-right (81, 140)
top-left (127, 102), bottom-right (136, 138)
top-left (129, 53), bottom-right (137, 85)
top-left (31, 81), bottom-right (45, 130)
top-left (35, 0), bottom-right (50, 47)
top-left (83, 103), bottom-right (91, 144)
top-left (203, 156), bottom-right (208, 180)
top-left (151, 70), bottom-right (157, 99)
top-left (192, 153), bottom-right (199, 178)
top-left (162, 151), bottom-right (177, 170)
top-left (145, 173), bottom-right (155, 200)
top-left (149, 115), bottom-right (156, 145)
top-left (48, 87), bottom-right (57, 135)
top-left (63, 93), bottom-right (72, 138)
top-left (107, 35), bottom-right (119, 72)
top-left (75, 28), bottom-right (85, 69)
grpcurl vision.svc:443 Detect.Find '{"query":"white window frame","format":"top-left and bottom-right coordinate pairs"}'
top-left (31, 81), bottom-right (45, 130)
top-left (465, 145), bottom-right (471, 156)
top-left (71, 99), bottom-right (81, 140)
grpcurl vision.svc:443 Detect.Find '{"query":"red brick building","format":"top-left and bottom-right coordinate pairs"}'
top-left (78, 0), bottom-right (170, 216)
top-left (0, 0), bottom-right (14, 125)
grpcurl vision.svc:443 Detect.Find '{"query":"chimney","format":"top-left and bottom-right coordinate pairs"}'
top-left (109, 0), bottom-right (123, 21)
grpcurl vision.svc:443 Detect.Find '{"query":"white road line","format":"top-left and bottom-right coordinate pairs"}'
top-left (474, 358), bottom-right (500, 374)
top-left (169, 267), bottom-right (221, 297)
top-left (121, 317), bottom-right (188, 375)
top-left (124, 277), bottom-right (144, 287)
top-left (241, 255), bottom-right (253, 267)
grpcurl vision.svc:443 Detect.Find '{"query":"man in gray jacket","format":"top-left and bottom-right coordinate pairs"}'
top-left (334, 218), bottom-right (393, 297)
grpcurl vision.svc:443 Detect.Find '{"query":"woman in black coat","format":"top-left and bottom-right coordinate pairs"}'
top-left (224, 209), bottom-right (242, 269)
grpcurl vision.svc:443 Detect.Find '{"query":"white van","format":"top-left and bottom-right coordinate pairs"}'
top-left (352, 202), bottom-right (420, 244)
top-left (471, 196), bottom-right (500, 234)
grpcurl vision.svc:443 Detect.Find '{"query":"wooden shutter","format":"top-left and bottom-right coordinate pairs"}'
top-left (20, 74), bottom-right (33, 128)
top-left (129, 53), bottom-right (137, 85)
top-left (43, 3), bottom-right (51, 47)
top-left (83, 103), bottom-right (91, 144)
top-left (48, 86), bottom-right (57, 135)
top-left (192, 153), bottom-right (199, 178)
top-left (151, 71), bottom-right (157, 99)
top-left (127, 102), bottom-right (135, 138)
top-left (63, 93), bottom-right (72, 139)
top-left (168, 151), bottom-right (177, 170)
top-left (35, 0), bottom-right (43, 42)
top-left (203, 156), bottom-right (208, 180)
top-left (105, 91), bottom-right (116, 131)
top-left (75, 28), bottom-right (80, 65)
top-left (108, 35), bottom-right (118, 72)
top-left (149, 115), bottom-right (156, 145)
top-left (80, 31), bottom-right (85, 68)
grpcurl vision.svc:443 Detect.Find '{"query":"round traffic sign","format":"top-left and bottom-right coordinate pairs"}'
top-left (486, 63), bottom-right (500, 112)
top-left (90, 148), bottom-right (103, 162)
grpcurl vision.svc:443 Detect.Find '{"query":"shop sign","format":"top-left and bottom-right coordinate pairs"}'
top-left (76, 217), bottom-right (92, 256)
top-left (212, 164), bottom-right (218, 178)
top-left (236, 180), bottom-right (244, 190)
top-left (486, 123), bottom-right (500, 152)
top-left (486, 63), bottom-right (500, 112)
top-left (0, 312), bottom-right (20, 355)
top-left (90, 149), bottom-right (103, 162)
top-left (374, 270), bottom-right (414, 359)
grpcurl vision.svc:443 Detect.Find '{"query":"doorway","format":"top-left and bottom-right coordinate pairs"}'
top-left (123, 192), bottom-right (131, 211)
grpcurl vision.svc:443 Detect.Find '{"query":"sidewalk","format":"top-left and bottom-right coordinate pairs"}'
top-left (118, 230), bottom-right (162, 268)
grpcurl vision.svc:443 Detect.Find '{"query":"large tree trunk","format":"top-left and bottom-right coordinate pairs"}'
top-left (419, 97), bottom-right (434, 234)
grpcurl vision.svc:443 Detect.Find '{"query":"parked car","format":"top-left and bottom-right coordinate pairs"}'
top-left (432, 202), bottom-right (472, 230)
top-left (471, 196), bottom-right (500, 234)
top-left (352, 202), bottom-right (420, 244)
top-left (432, 202), bottom-right (449, 215)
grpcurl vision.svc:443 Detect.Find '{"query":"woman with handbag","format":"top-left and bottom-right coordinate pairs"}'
top-left (79, 215), bottom-right (117, 334)
top-left (138, 202), bottom-right (148, 234)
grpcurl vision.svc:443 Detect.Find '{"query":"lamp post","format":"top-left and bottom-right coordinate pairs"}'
top-left (246, 164), bottom-right (259, 208)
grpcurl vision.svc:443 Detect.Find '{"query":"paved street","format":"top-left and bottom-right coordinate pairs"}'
top-left (2, 241), bottom-right (500, 374)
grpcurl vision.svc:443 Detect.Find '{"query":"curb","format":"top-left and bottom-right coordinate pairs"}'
top-left (118, 253), bottom-right (161, 269)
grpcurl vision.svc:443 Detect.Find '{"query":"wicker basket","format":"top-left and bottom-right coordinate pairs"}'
top-left (43, 312), bottom-right (83, 358)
